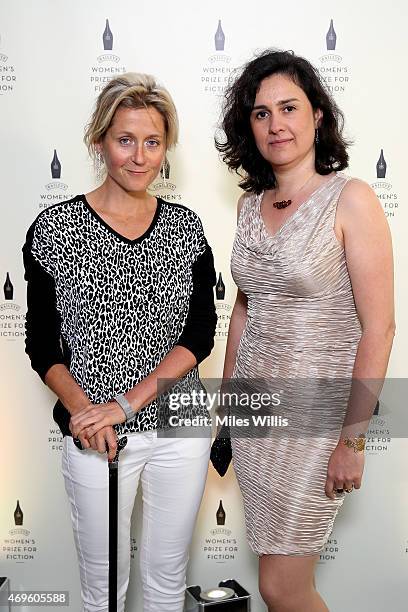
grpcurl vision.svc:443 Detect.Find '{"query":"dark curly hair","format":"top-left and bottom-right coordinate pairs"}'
top-left (216, 49), bottom-right (350, 194)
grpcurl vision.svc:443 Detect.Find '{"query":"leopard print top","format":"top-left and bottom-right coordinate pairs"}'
top-left (23, 195), bottom-right (217, 436)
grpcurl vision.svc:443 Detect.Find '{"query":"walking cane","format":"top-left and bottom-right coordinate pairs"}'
top-left (73, 435), bottom-right (128, 612)
top-left (108, 436), bottom-right (128, 612)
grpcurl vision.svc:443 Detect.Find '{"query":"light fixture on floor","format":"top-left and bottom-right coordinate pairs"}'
top-left (185, 579), bottom-right (250, 610)
top-left (200, 586), bottom-right (235, 601)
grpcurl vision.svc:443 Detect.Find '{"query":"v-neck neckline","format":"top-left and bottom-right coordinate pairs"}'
top-left (81, 194), bottom-right (162, 245)
top-left (258, 173), bottom-right (338, 241)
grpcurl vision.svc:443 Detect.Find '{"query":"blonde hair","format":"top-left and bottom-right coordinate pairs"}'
top-left (84, 72), bottom-right (179, 159)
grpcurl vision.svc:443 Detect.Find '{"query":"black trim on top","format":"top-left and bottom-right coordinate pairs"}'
top-left (81, 194), bottom-right (163, 245)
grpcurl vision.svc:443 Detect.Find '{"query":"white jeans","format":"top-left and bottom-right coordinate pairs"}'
top-left (61, 428), bottom-right (210, 612)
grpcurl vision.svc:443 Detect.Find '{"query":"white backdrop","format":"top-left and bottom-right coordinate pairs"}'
top-left (1, 1), bottom-right (407, 610)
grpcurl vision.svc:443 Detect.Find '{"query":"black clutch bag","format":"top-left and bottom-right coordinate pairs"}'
top-left (210, 424), bottom-right (232, 477)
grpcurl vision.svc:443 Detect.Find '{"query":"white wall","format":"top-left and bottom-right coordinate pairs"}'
top-left (0, 1), bottom-right (407, 610)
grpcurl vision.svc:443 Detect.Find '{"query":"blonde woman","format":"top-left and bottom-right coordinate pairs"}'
top-left (23, 73), bottom-right (217, 612)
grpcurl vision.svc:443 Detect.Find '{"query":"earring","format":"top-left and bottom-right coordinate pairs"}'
top-left (315, 128), bottom-right (320, 145)
top-left (95, 150), bottom-right (104, 183)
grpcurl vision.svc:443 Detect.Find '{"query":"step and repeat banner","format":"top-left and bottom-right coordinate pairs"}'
top-left (1, 1), bottom-right (407, 610)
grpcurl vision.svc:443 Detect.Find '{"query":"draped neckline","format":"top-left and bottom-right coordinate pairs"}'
top-left (258, 172), bottom-right (338, 242)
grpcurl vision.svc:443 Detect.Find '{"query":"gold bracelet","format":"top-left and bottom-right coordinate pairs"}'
top-left (343, 434), bottom-right (366, 453)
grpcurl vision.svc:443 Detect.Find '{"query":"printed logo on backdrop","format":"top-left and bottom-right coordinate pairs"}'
top-left (202, 500), bottom-right (239, 562)
top-left (0, 33), bottom-right (17, 95)
top-left (0, 272), bottom-right (25, 341)
top-left (90, 19), bottom-right (126, 92)
top-left (318, 533), bottom-right (341, 564)
top-left (365, 400), bottom-right (391, 456)
top-left (0, 501), bottom-right (38, 562)
top-left (215, 272), bottom-right (231, 341)
top-left (38, 150), bottom-right (74, 210)
top-left (150, 158), bottom-right (182, 203)
top-left (201, 21), bottom-right (233, 95)
top-left (370, 149), bottom-right (399, 220)
top-left (49, 425), bottom-right (63, 452)
top-left (317, 19), bottom-right (351, 95)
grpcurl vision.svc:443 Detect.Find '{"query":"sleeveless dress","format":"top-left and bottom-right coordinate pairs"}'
top-left (230, 172), bottom-right (362, 555)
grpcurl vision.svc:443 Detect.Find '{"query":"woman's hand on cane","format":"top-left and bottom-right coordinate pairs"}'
top-left (87, 426), bottom-right (118, 462)
top-left (69, 414), bottom-right (118, 461)
top-left (70, 401), bottom-right (126, 440)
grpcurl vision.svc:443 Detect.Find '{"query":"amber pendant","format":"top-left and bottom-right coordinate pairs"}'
top-left (273, 199), bottom-right (292, 209)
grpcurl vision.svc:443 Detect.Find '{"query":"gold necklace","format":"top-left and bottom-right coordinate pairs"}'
top-left (273, 173), bottom-right (317, 209)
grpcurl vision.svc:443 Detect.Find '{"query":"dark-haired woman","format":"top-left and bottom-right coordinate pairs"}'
top-left (217, 50), bottom-right (394, 611)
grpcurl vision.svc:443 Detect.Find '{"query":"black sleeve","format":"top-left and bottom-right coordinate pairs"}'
top-left (22, 223), bottom-right (66, 382)
top-left (176, 240), bottom-right (217, 364)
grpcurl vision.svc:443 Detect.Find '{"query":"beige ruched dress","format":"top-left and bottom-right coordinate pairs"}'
top-left (230, 172), bottom-right (362, 555)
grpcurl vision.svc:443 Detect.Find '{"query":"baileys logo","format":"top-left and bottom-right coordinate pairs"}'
top-left (152, 158), bottom-right (175, 191)
top-left (376, 149), bottom-right (387, 179)
top-left (3, 273), bottom-right (13, 301)
top-left (317, 19), bottom-right (350, 95)
top-left (371, 148), bottom-right (393, 192)
top-left (45, 149), bottom-right (68, 192)
top-left (14, 500), bottom-right (23, 526)
top-left (215, 273), bottom-right (225, 301)
top-left (0, 270), bottom-right (25, 340)
top-left (320, 19), bottom-right (342, 63)
top-left (90, 20), bottom-right (126, 93)
top-left (98, 18), bottom-right (120, 63)
top-left (103, 19), bottom-right (113, 51)
top-left (201, 20), bottom-right (233, 95)
top-left (326, 19), bottom-right (337, 51)
top-left (371, 148), bottom-right (398, 219)
top-left (214, 20), bottom-right (225, 51)
top-left (1, 499), bottom-right (39, 563)
top-left (1, 271), bottom-right (21, 313)
top-left (215, 271), bottom-right (232, 341)
top-left (208, 19), bottom-right (230, 63)
top-left (39, 149), bottom-right (74, 210)
top-left (51, 149), bottom-right (61, 179)
top-left (9, 499), bottom-right (29, 536)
